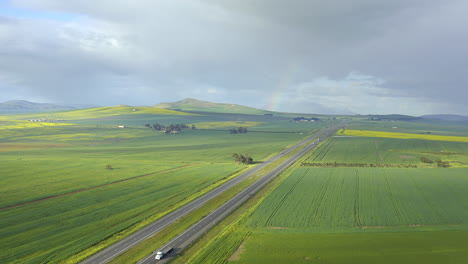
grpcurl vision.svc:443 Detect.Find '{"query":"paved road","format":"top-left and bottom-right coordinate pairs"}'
top-left (80, 127), bottom-right (338, 264)
top-left (139, 125), bottom-right (342, 264)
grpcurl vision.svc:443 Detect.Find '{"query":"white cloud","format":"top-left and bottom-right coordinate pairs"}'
top-left (277, 72), bottom-right (458, 115)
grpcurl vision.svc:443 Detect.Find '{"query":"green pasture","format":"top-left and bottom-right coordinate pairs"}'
top-left (235, 230), bottom-right (468, 264)
top-left (0, 111), bottom-right (322, 264)
top-left (11, 106), bottom-right (193, 121)
top-left (182, 123), bottom-right (468, 264)
top-left (248, 168), bottom-right (468, 230)
top-left (0, 164), bottom-right (241, 264)
top-left (305, 136), bottom-right (468, 166)
top-left (0, 128), bottom-right (307, 208)
top-left (188, 167), bottom-right (468, 264)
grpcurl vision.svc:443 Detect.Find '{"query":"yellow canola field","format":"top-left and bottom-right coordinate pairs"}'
top-left (193, 121), bottom-right (264, 129)
top-left (0, 120), bottom-right (73, 130)
top-left (339, 129), bottom-right (468, 143)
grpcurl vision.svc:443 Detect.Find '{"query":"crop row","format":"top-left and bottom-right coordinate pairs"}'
top-left (247, 168), bottom-right (468, 230)
top-left (304, 136), bottom-right (468, 165)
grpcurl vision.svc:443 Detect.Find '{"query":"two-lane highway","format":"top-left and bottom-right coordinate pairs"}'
top-left (139, 125), bottom-right (342, 264)
top-left (80, 127), bottom-right (337, 264)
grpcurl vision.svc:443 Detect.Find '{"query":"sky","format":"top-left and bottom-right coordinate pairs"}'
top-left (0, 0), bottom-right (467, 115)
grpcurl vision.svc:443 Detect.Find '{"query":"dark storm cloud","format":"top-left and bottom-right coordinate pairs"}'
top-left (0, 0), bottom-right (466, 115)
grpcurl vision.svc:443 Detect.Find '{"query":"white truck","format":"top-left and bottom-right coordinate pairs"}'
top-left (155, 247), bottom-right (173, 260)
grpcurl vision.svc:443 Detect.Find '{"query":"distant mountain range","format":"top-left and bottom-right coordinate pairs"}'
top-left (1, 99), bottom-right (466, 120)
top-left (152, 98), bottom-right (273, 115)
top-left (420, 114), bottom-right (468, 121)
top-left (0, 100), bottom-right (96, 114)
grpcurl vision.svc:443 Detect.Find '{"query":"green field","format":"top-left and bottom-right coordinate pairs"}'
top-left (186, 167), bottom-right (468, 264)
top-left (183, 127), bottom-right (468, 264)
top-left (304, 136), bottom-right (468, 167)
top-left (248, 168), bottom-right (468, 231)
top-left (3, 108), bottom-right (467, 264)
top-left (235, 230), bottom-right (468, 264)
top-left (0, 109), bottom-right (328, 264)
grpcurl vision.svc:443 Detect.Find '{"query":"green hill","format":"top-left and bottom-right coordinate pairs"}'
top-left (12, 105), bottom-right (194, 120)
top-left (153, 98), bottom-right (273, 115)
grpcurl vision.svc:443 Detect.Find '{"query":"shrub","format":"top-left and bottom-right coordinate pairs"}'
top-left (420, 157), bottom-right (434, 163)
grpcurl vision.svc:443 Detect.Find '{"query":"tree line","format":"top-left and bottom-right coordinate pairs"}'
top-left (144, 123), bottom-right (192, 134)
top-left (230, 127), bottom-right (248, 134)
top-left (420, 157), bottom-right (450, 167)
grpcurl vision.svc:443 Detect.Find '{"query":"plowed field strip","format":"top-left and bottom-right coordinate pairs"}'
top-left (0, 164), bottom-right (195, 210)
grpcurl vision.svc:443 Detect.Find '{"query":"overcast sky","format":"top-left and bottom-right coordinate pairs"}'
top-left (0, 0), bottom-right (467, 115)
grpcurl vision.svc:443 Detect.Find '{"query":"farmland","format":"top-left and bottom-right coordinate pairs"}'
top-left (340, 129), bottom-right (468, 142)
top-left (179, 122), bottom-right (468, 264)
top-left (247, 168), bottom-right (468, 230)
top-left (0, 109), bottom-right (327, 264)
top-left (234, 230), bottom-right (468, 264)
top-left (185, 167), bottom-right (468, 264)
top-left (346, 119), bottom-right (468, 137)
top-left (304, 136), bottom-right (468, 167)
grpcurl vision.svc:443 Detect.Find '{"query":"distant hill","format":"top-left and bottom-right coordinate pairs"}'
top-left (358, 114), bottom-right (421, 121)
top-left (153, 98), bottom-right (273, 115)
top-left (13, 105), bottom-right (195, 120)
top-left (421, 114), bottom-right (468, 121)
top-left (0, 100), bottom-right (80, 114)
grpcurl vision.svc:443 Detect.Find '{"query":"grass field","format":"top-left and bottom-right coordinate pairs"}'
top-left (4, 110), bottom-right (466, 264)
top-left (248, 168), bottom-right (468, 230)
top-left (192, 121), bottom-right (264, 129)
top-left (183, 123), bottom-right (468, 264)
top-left (0, 110), bottom-right (319, 264)
top-left (11, 106), bottom-right (193, 120)
top-left (235, 230), bottom-right (468, 264)
top-left (0, 163), bottom-right (242, 264)
top-left (185, 167), bottom-right (468, 264)
top-left (304, 136), bottom-right (468, 167)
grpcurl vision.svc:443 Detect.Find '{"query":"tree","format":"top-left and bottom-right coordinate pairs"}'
top-left (420, 157), bottom-right (434, 163)
top-left (105, 164), bottom-right (113, 170)
top-left (232, 153), bottom-right (253, 164)
top-left (152, 123), bottom-right (164, 130)
top-left (238, 127), bottom-right (248, 134)
top-left (435, 158), bottom-right (450, 168)
top-left (192, 124), bottom-right (196, 130)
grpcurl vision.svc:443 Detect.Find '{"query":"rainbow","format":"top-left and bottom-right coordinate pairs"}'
top-left (265, 62), bottom-right (299, 111)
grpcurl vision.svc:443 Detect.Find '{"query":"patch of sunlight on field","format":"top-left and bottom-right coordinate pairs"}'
top-left (0, 143), bottom-right (69, 152)
top-left (10, 106), bottom-right (196, 120)
top-left (340, 129), bottom-right (468, 142)
top-left (18, 130), bottom-right (145, 142)
top-left (193, 121), bottom-right (264, 129)
top-left (0, 119), bottom-right (73, 129)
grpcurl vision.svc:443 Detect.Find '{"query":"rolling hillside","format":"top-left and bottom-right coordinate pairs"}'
top-left (421, 114), bottom-right (468, 121)
top-left (153, 98), bottom-right (273, 115)
top-left (11, 105), bottom-right (195, 121)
